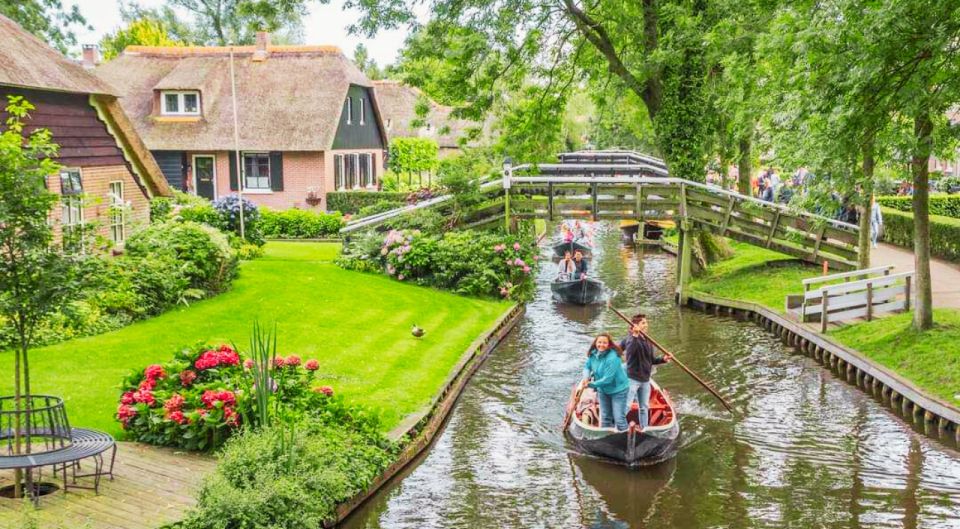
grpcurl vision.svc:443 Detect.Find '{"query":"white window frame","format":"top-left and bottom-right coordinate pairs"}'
top-left (161, 90), bottom-right (201, 116)
top-left (191, 154), bottom-right (218, 199)
top-left (346, 97), bottom-right (353, 125)
top-left (352, 153), bottom-right (362, 189)
top-left (59, 168), bottom-right (85, 252)
top-left (108, 181), bottom-right (125, 243)
top-left (334, 154), bottom-right (345, 190)
top-left (359, 98), bottom-right (365, 125)
top-left (242, 151), bottom-right (272, 193)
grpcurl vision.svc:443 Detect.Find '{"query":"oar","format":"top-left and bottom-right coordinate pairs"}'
top-left (607, 302), bottom-right (735, 413)
top-left (561, 381), bottom-right (586, 431)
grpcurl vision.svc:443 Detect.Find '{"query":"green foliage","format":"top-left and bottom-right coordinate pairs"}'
top-left (327, 191), bottom-right (407, 215)
top-left (877, 195), bottom-right (960, 218)
top-left (0, 0), bottom-right (89, 53)
top-left (389, 137), bottom-right (440, 176)
top-left (357, 200), bottom-right (403, 218)
top-left (99, 17), bottom-right (183, 61)
top-left (126, 221), bottom-right (237, 293)
top-left (149, 197), bottom-right (173, 223)
top-left (880, 207), bottom-right (960, 262)
top-left (260, 208), bottom-right (344, 238)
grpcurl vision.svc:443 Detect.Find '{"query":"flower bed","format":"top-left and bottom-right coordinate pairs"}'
top-left (117, 343), bottom-right (329, 450)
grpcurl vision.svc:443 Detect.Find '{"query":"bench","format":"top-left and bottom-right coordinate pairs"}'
top-left (787, 265), bottom-right (894, 321)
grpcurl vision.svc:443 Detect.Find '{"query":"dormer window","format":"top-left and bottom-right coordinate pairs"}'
top-left (359, 98), bottom-right (365, 125)
top-left (161, 90), bottom-right (201, 116)
top-left (346, 97), bottom-right (353, 124)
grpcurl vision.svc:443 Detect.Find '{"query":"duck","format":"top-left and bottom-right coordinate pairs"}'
top-left (411, 324), bottom-right (425, 338)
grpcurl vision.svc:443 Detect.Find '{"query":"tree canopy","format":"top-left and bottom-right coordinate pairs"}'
top-left (0, 0), bottom-right (89, 53)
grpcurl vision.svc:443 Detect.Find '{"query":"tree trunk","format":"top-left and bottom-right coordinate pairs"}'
top-left (738, 135), bottom-right (752, 196)
top-left (858, 142), bottom-right (875, 269)
top-left (911, 113), bottom-right (934, 330)
top-left (12, 339), bottom-right (21, 499)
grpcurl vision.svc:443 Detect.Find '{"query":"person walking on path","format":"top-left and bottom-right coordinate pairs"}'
top-left (619, 314), bottom-right (671, 429)
top-left (870, 197), bottom-right (884, 248)
top-left (580, 333), bottom-right (630, 431)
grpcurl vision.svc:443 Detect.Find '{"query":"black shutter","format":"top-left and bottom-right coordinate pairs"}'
top-left (228, 151), bottom-right (239, 191)
top-left (269, 152), bottom-right (284, 191)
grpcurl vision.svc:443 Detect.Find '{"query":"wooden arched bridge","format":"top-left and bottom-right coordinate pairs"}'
top-left (342, 151), bottom-right (861, 288)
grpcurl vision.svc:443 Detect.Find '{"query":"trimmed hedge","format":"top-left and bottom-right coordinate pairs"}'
top-left (327, 192), bottom-right (406, 215)
top-left (877, 194), bottom-right (960, 219)
top-left (260, 208), bottom-right (344, 239)
top-left (881, 207), bottom-right (960, 262)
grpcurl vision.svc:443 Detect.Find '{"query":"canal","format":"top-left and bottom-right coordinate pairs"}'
top-left (345, 224), bottom-right (960, 529)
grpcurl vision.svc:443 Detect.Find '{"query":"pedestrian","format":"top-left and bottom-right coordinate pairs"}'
top-left (870, 197), bottom-right (883, 248)
top-left (619, 314), bottom-right (671, 430)
top-left (580, 333), bottom-right (630, 431)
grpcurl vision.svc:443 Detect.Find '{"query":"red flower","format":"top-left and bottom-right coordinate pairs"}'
top-left (138, 378), bottom-right (156, 391)
top-left (179, 370), bottom-right (197, 387)
top-left (164, 393), bottom-right (185, 412)
top-left (223, 407), bottom-right (239, 426)
top-left (133, 388), bottom-right (156, 406)
top-left (243, 359), bottom-right (254, 370)
top-left (117, 404), bottom-right (137, 425)
top-left (166, 410), bottom-right (189, 425)
top-left (144, 364), bottom-right (165, 381)
top-left (194, 348), bottom-right (241, 370)
top-left (314, 386), bottom-right (334, 397)
top-left (304, 359), bottom-right (319, 371)
top-left (120, 391), bottom-right (135, 405)
top-left (285, 355), bottom-right (301, 367)
top-left (273, 357), bottom-right (285, 368)
top-left (200, 389), bottom-right (236, 409)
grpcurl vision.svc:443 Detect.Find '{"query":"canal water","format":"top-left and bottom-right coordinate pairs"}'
top-left (344, 224), bottom-right (960, 529)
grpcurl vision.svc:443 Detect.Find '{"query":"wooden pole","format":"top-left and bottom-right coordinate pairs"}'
top-left (561, 382), bottom-right (586, 431)
top-left (607, 303), bottom-right (735, 413)
top-left (678, 221), bottom-right (692, 304)
top-left (821, 292), bottom-right (829, 333)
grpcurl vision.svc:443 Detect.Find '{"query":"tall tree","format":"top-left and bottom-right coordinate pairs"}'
top-left (0, 0), bottom-right (90, 53)
top-left (352, 43), bottom-right (383, 79)
top-left (99, 17), bottom-right (184, 60)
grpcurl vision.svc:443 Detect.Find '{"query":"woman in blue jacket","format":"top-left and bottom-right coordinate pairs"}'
top-left (580, 333), bottom-right (630, 431)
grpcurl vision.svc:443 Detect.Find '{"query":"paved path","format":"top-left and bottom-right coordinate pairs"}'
top-left (871, 243), bottom-right (960, 309)
top-left (0, 442), bottom-right (215, 529)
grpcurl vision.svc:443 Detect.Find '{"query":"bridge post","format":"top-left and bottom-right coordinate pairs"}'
top-left (678, 219), bottom-right (693, 305)
top-left (502, 158), bottom-right (512, 233)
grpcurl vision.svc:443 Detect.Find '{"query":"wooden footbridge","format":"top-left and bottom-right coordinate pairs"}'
top-left (342, 151), bottom-right (860, 295)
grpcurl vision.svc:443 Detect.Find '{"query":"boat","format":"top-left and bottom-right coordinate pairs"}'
top-left (565, 379), bottom-right (680, 466)
top-left (552, 240), bottom-right (592, 258)
top-left (619, 220), bottom-right (640, 242)
top-left (551, 277), bottom-right (605, 305)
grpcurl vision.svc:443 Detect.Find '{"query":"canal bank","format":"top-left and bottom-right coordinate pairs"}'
top-left (343, 224), bottom-right (960, 529)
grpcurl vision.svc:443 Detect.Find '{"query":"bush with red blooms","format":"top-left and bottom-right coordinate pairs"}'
top-left (117, 343), bottom-right (328, 450)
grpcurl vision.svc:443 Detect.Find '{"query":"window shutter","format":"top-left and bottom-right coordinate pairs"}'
top-left (228, 151), bottom-right (239, 191)
top-left (270, 152), bottom-right (284, 191)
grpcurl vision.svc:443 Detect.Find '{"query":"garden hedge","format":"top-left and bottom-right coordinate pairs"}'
top-left (880, 207), bottom-right (960, 262)
top-left (327, 192), bottom-right (406, 215)
top-left (877, 194), bottom-right (960, 219)
top-left (260, 208), bottom-right (344, 239)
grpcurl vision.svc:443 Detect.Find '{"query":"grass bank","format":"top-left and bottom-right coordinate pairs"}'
top-left (0, 242), bottom-right (510, 435)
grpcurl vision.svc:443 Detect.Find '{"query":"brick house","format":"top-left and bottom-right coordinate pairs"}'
top-left (94, 33), bottom-right (388, 210)
top-left (372, 80), bottom-right (480, 158)
top-left (0, 14), bottom-right (172, 247)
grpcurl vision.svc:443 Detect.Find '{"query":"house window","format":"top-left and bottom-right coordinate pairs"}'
top-left (59, 169), bottom-right (84, 251)
top-left (334, 154), bottom-right (344, 190)
top-left (346, 97), bottom-right (353, 125)
top-left (243, 152), bottom-right (271, 190)
top-left (345, 153), bottom-right (356, 188)
top-left (359, 98), bottom-right (365, 125)
top-left (161, 90), bottom-right (201, 116)
top-left (358, 153), bottom-right (376, 187)
top-left (108, 181), bottom-right (125, 243)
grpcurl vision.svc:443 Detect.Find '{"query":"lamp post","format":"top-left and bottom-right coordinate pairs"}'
top-left (502, 157), bottom-right (512, 233)
top-left (229, 44), bottom-right (246, 240)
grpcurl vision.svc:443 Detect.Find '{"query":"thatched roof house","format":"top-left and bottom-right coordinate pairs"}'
top-left (94, 34), bottom-right (389, 210)
top-left (0, 13), bottom-right (171, 246)
top-left (372, 80), bottom-right (480, 157)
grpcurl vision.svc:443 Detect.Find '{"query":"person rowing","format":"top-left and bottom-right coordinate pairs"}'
top-left (579, 333), bottom-right (630, 431)
top-left (619, 313), bottom-right (671, 431)
top-left (557, 250), bottom-right (576, 280)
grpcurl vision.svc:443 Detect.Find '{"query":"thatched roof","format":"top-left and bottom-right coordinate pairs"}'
top-left (372, 80), bottom-right (478, 149)
top-left (94, 45), bottom-right (385, 151)
top-left (0, 14), bottom-right (115, 95)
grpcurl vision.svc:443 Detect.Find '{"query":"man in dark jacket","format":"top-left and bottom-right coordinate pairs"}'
top-left (620, 313), bottom-right (671, 429)
top-left (573, 249), bottom-right (588, 279)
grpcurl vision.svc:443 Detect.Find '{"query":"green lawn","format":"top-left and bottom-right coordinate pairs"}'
top-left (831, 309), bottom-right (960, 405)
top-left (0, 242), bottom-right (510, 435)
top-left (690, 240), bottom-right (820, 312)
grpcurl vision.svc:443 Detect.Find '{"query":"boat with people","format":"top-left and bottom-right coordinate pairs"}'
top-left (565, 379), bottom-right (680, 465)
top-left (551, 277), bottom-right (605, 305)
top-left (552, 239), bottom-right (592, 259)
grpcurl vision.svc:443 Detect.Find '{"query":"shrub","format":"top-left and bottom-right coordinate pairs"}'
top-left (150, 197), bottom-right (173, 223)
top-left (877, 194), bottom-right (960, 219)
top-left (117, 343), bottom-right (330, 450)
top-left (125, 221), bottom-right (237, 293)
top-left (176, 201), bottom-right (224, 230)
top-left (212, 195), bottom-right (264, 245)
top-left (880, 207), bottom-right (960, 262)
top-left (389, 137), bottom-right (439, 176)
top-left (327, 191), bottom-right (407, 215)
top-left (260, 208), bottom-right (344, 238)
top-left (357, 199), bottom-right (403, 218)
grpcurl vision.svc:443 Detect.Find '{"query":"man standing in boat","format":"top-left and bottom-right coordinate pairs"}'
top-left (620, 314), bottom-right (671, 430)
top-left (573, 249), bottom-right (588, 280)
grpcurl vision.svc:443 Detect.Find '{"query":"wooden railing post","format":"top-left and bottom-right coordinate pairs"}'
top-left (591, 182), bottom-right (599, 221)
top-left (821, 292), bottom-right (829, 333)
top-left (547, 182), bottom-right (554, 221)
top-left (866, 281), bottom-right (874, 321)
top-left (905, 274), bottom-right (912, 312)
top-left (678, 219), bottom-right (693, 305)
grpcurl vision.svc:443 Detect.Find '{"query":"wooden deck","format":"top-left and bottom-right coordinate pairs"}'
top-left (0, 442), bottom-right (215, 529)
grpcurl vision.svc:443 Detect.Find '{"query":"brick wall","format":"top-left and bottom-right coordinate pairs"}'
top-left (47, 164), bottom-right (151, 244)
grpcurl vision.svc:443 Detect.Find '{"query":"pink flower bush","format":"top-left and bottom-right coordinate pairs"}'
top-left (144, 364), bottom-right (165, 381)
top-left (195, 345), bottom-right (240, 370)
top-left (513, 242), bottom-right (521, 251)
top-left (285, 355), bottom-right (301, 367)
top-left (273, 356), bottom-right (286, 368)
top-left (180, 370), bottom-right (197, 387)
top-left (315, 386), bottom-right (334, 396)
top-left (305, 359), bottom-right (320, 371)
top-left (117, 404), bottom-right (137, 426)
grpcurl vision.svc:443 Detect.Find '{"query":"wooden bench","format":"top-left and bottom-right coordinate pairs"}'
top-left (787, 265), bottom-right (894, 322)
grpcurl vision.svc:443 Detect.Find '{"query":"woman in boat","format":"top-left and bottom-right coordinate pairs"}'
top-left (557, 250), bottom-right (576, 280)
top-left (573, 249), bottom-right (588, 279)
top-left (580, 333), bottom-right (630, 431)
top-left (619, 314), bottom-right (671, 430)
top-left (561, 224), bottom-right (575, 243)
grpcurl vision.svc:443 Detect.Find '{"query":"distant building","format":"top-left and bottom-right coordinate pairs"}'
top-left (0, 14), bottom-right (172, 246)
top-left (372, 80), bottom-right (480, 158)
top-left (95, 33), bottom-right (389, 210)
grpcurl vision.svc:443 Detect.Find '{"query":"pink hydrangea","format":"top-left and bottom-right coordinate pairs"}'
top-left (514, 258), bottom-right (526, 267)
top-left (513, 242), bottom-right (521, 251)
top-left (144, 364), bottom-right (165, 381)
top-left (117, 404), bottom-right (137, 426)
top-left (273, 356), bottom-right (285, 368)
top-left (493, 244), bottom-right (506, 253)
top-left (305, 359), bottom-right (320, 371)
top-left (243, 359), bottom-right (254, 370)
top-left (523, 266), bottom-right (531, 274)
top-left (180, 370), bottom-right (197, 387)
top-left (314, 386), bottom-right (334, 396)
top-left (132, 388), bottom-right (156, 406)
top-left (166, 410), bottom-right (189, 425)
top-left (120, 391), bottom-right (135, 405)
top-left (164, 393), bottom-right (185, 412)
top-left (285, 355), bottom-right (301, 367)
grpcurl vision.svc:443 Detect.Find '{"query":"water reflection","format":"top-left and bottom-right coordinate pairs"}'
top-left (343, 223), bottom-right (960, 529)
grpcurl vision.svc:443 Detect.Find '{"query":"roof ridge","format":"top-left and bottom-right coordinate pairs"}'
top-left (124, 45), bottom-right (343, 57)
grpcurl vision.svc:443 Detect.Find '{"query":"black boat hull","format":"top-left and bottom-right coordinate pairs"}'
top-left (552, 240), bottom-right (592, 258)
top-left (551, 278), bottom-right (605, 305)
top-left (566, 420), bottom-right (680, 466)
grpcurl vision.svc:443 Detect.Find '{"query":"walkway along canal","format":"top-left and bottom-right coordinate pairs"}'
top-left (343, 224), bottom-right (960, 529)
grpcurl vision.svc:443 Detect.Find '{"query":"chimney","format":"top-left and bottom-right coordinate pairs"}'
top-left (252, 31), bottom-right (270, 61)
top-left (81, 44), bottom-right (99, 68)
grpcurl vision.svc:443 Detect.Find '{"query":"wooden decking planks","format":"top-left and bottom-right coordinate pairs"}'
top-left (0, 442), bottom-right (215, 529)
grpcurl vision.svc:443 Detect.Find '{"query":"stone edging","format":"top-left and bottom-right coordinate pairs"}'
top-left (683, 291), bottom-right (960, 445)
top-left (328, 303), bottom-right (526, 527)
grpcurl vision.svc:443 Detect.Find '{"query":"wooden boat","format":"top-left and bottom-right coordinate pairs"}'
top-left (619, 220), bottom-right (640, 242)
top-left (552, 240), bottom-right (592, 258)
top-left (551, 277), bottom-right (605, 305)
top-left (566, 380), bottom-right (680, 466)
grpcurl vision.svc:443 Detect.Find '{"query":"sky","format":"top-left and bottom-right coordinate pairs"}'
top-left (68, 0), bottom-right (413, 66)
